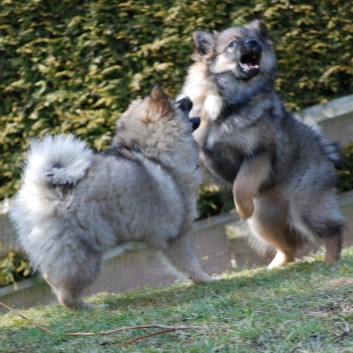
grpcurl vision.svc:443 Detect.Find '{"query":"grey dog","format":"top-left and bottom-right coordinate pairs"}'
top-left (10, 87), bottom-right (212, 309)
top-left (179, 20), bottom-right (344, 268)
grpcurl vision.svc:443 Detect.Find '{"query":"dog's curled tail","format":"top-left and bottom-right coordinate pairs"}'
top-left (25, 134), bottom-right (93, 187)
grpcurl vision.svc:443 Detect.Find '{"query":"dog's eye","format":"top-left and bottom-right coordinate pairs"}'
top-left (228, 41), bottom-right (237, 48)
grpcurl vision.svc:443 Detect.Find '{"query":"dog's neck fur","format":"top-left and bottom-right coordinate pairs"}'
top-left (208, 72), bottom-right (281, 128)
top-left (214, 72), bottom-right (275, 112)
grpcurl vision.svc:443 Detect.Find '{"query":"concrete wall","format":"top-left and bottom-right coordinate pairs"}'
top-left (296, 94), bottom-right (353, 145)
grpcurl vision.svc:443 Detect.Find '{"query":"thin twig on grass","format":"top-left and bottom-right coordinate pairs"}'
top-left (0, 300), bottom-right (204, 345)
top-left (121, 328), bottom-right (176, 346)
top-left (0, 300), bottom-right (56, 334)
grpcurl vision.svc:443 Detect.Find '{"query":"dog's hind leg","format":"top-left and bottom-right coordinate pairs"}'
top-left (233, 151), bottom-right (272, 220)
top-left (297, 218), bottom-right (343, 264)
top-left (267, 248), bottom-right (296, 269)
top-left (290, 190), bottom-right (344, 264)
top-left (322, 236), bottom-right (343, 263)
top-left (249, 193), bottom-right (299, 269)
top-left (300, 213), bottom-right (343, 264)
top-left (163, 235), bottom-right (213, 283)
top-left (251, 221), bottom-right (299, 269)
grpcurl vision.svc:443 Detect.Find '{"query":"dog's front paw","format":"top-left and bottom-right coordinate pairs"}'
top-left (235, 196), bottom-right (254, 220)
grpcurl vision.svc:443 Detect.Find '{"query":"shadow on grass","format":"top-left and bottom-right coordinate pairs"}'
top-left (89, 251), bottom-right (353, 311)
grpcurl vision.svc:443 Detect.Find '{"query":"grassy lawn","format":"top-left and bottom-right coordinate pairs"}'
top-left (1, 248), bottom-right (353, 353)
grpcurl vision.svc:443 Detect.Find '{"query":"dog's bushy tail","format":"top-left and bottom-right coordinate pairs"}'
top-left (304, 117), bottom-right (342, 166)
top-left (312, 129), bottom-right (342, 166)
top-left (25, 134), bottom-right (93, 187)
top-left (321, 140), bottom-right (342, 167)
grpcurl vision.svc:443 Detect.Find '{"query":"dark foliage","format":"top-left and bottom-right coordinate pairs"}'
top-left (337, 143), bottom-right (353, 193)
top-left (1, 0), bottom-right (352, 198)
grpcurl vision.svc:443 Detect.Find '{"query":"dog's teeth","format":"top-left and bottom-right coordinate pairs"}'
top-left (240, 62), bottom-right (259, 71)
top-left (240, 63), bottom-right (249, 70)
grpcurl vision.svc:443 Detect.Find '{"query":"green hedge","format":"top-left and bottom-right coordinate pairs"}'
top-left (337, 143), bottom-right (353, 193)
top-left (1, 0), bottom-right (352, 198)
top-left (0, 250), bottom-right (32, 286)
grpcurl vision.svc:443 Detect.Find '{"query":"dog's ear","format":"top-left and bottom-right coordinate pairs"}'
top-left (192, 30), bottom-right (215, 56)
top-left (244, 19), bottom-right (267, 37)
top-left (150, 86), bottom-right (168, 102)
top-left (148, 86), bottom-right (170, 117)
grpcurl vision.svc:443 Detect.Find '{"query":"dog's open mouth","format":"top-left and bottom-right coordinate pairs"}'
top-left (239, 52), bottom-right (260, 74)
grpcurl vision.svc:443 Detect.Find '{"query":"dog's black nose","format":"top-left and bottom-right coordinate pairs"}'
top-left (246, 39), bottom-right (258, 48)
top-left (178, 96), bottom-right (193, 113)
top-left (190, 116), bottom-right (200, 131)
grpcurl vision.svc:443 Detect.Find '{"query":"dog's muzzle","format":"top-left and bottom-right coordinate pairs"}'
top-left (190, 116), bottom-right (200, 131)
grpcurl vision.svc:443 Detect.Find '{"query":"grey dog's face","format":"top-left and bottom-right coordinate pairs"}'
top-left (211, 27), bottom-right (262, 80)
top-left (193, 20), bottom-right (276, 81)
top-left (114, 87), bottom-right (199, 150)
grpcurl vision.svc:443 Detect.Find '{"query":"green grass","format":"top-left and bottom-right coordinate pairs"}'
top-left (2, 249), bottom-right (353, 353)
